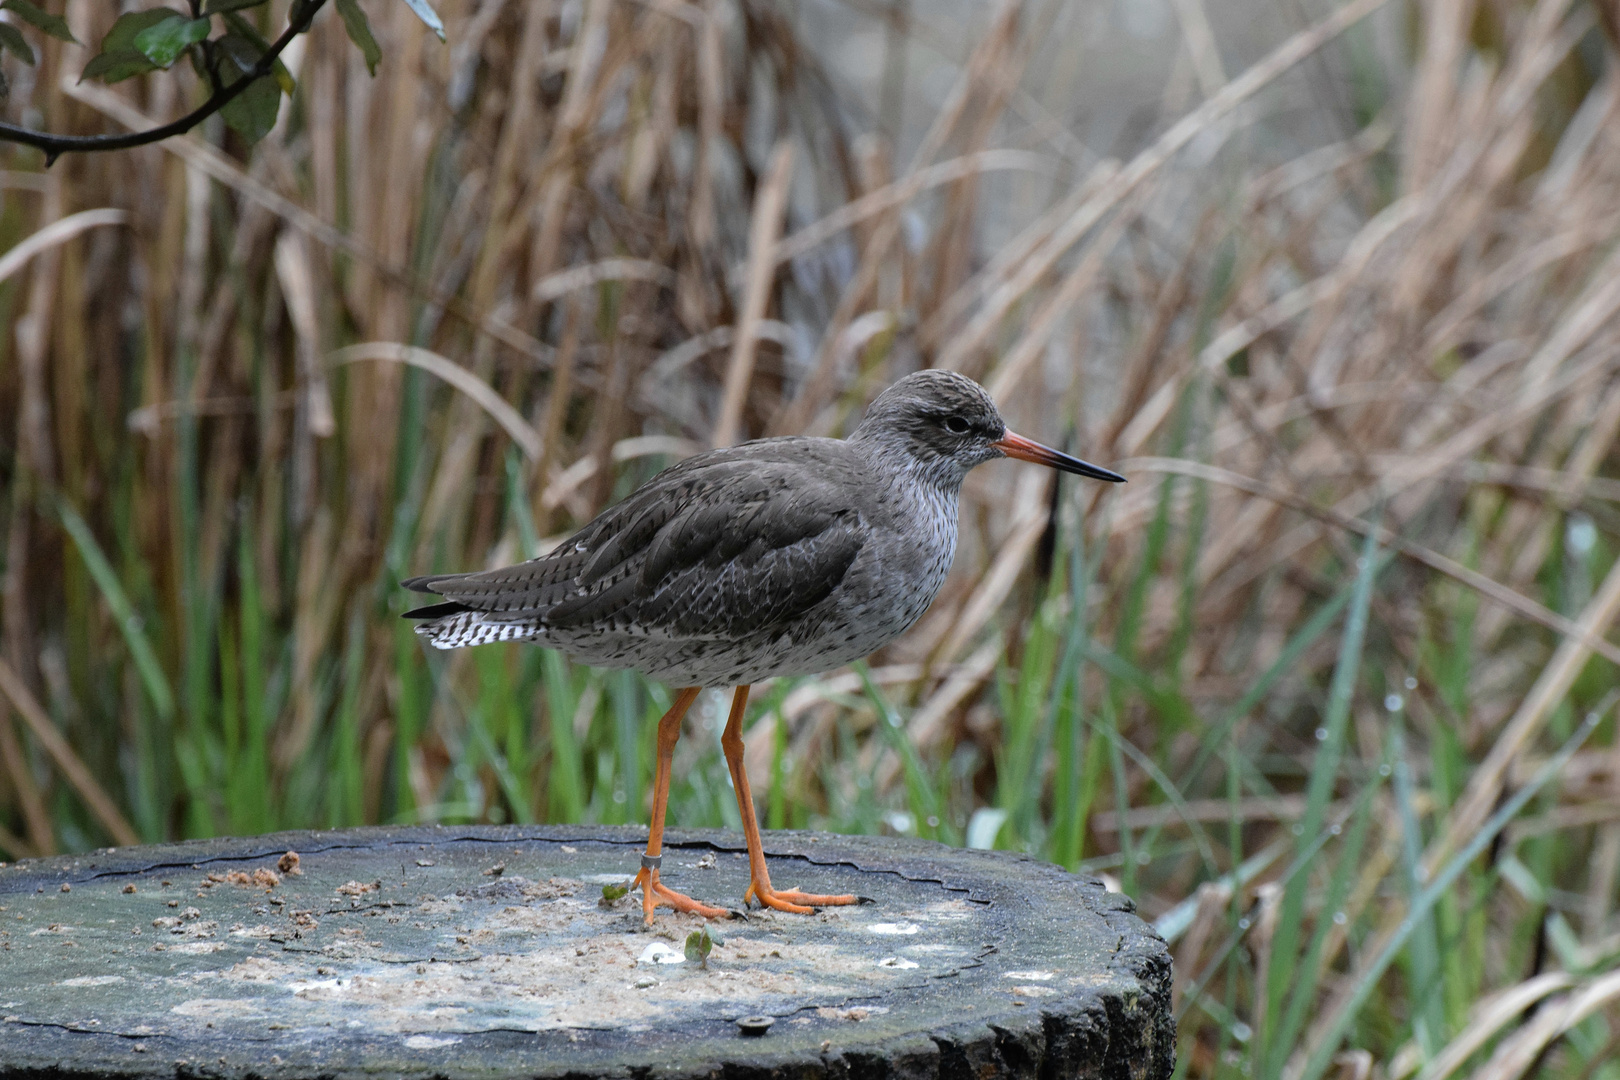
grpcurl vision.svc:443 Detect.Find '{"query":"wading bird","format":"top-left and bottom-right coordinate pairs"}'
top-left (404, 370), bottom-right (1124, 924)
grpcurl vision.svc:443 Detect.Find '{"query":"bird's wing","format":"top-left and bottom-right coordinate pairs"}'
top-left (404, 448), bottom-right (866, 641)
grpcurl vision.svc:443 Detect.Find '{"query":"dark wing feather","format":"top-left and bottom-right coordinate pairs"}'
top-left (404, 441), bottom-right (866, 641)
top-left (402, 600), bottom-right (470, 619)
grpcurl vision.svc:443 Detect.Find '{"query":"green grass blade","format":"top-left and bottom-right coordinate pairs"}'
top-left (1050, 528), bottom-right (1092, 868)
top-left (1078, 696), bottom-right (1219, 876)
top-left (1179, 550), bottom-right (1396, 796)
top-left (329, 608), bottom-right (367, 827)
top-left (393, 620), bottom-right (427, 822)
top-left (1263, 525), bottom-right (1383, 1076)
top-left (542, 650), bottom-right (586, 823)
top-left (1267, 735), bottom-right (1389, 1061)
top-left (762, 680), bottom-right (794, 831)
top-left (58, 498), bottom-right (175, 722)
top-left (506, 449), bottom-right (543, 560)
top-left (172, 733), bottom-right (218, 836)
top-left (174, 401), bottom-right (213, 822)
top-left (998, 596), bottom-right (1060, 843)
top-left (608, 670), bottom-right (642, 826)
top-left (1393, 721), bottom-right (1444, 1058)
top-left (857, 662), bottom-right (942, 839)
top-left (217, 615), bottom-right (244, 831)
top-left (474, 646), bottom-right (532, 823)
top-left (237, 509), bottom-right (272, 834)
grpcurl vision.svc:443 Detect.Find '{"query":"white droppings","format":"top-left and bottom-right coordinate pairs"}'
top-left (877, 956), bottom-right (918, 969)
top-left (636, 942), bottom-right (685, 965)
top-left (290, 979), bottom-right (342, 996)
top-left (404, 1035), bottom-right (461, 1049)
top-left (1004, 970), bottom-right (1056, 981)
top-left (867, 922), bottom-right (920, 936)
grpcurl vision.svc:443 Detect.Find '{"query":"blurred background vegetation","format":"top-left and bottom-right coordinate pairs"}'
top-left (4, 0), bottom-right (1620, 1076)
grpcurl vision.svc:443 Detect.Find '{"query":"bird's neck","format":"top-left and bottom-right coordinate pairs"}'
top-left (855, 436), bottom-right (968, 502)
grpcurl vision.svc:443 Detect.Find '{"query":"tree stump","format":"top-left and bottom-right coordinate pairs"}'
top-left (0, 826), bottom-right (1173, 1079)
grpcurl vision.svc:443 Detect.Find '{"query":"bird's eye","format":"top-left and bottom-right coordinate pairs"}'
top-left (942, 416), bottom-right (971, 435)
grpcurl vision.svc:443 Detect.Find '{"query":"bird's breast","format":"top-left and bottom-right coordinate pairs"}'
top-left (843, 478), bottom-right (959, 638)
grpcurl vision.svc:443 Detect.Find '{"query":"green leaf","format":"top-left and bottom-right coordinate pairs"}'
top-left (79, 49), bottom-right (156, 84)
top-left (0, 19), bottom-right (33, 64)
top-left (220, 71), bottom-right (280, 143)
top-left (214, 34), bottom-right (281, 142)
top-left (221, 11), bottom-right (293, 94)
top-left (80, 8), bottom-right (178, 82)
top-left (0, 0), bottom-right (75, 43)
top-left (684, 928), bottom-right (712, 967)
top-left (202, 0), bottom-right (268, 12)
top-left (215, 28), bottom-right (257, 72)
top-left (102, 8), bottom-right (182, 51)
top-left (600, 881), bottom-right (629, 902)
top-left (334, 0), bottom-right (379, 76)
top-left (399, 0), bottom-right (444, 41)
top-left (132, 14), bottom-right (209, 69)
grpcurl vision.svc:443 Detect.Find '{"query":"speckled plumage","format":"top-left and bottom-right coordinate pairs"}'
top-left (403, 370), bottom-right (1121, 685)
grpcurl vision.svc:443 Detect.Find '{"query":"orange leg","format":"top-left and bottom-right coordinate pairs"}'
top-left (633, 686), bottom-right (730, 925)
top-left (720, 685), bottom-right (858, 914)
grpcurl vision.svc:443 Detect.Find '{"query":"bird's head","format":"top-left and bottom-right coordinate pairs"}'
top-left (850, 369), bottom-right (1125, 490)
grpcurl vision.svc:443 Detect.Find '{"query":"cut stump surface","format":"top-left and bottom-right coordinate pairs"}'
top-left (0, 826), bottom-right (1172, 1079)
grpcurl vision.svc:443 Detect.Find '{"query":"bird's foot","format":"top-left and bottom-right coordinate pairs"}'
top-left (743, 881), bottom-right (862, 915)
top-left (633, 866), bottom-right (732, 926)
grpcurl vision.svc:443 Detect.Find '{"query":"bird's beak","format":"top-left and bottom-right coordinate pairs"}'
top-left (992, 431), bottom-right (1126, 483)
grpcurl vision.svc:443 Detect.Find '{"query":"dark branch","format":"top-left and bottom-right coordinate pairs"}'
top-left (0, 0), bottom-right (327, 165)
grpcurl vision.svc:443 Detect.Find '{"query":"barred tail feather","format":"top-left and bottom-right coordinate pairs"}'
top-left (405, 601), bottom-right (542, 649)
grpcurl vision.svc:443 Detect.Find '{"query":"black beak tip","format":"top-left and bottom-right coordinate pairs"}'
top-left (1063, 459), bottom-right (1126, 484)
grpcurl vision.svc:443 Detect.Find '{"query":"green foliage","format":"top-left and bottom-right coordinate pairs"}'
top-left (79, 9), bottom-right (174, 84)
top-left (684, 927), bottom-right (714, 968)
top-left (56, 0), bottom-right (447, 142)
top-left (1, 0), bottom-right (74, 43)
top-left (216, 35), bottom-right (281, 142)
top-left (335, 0), bottom-right (379, 76)
top-left (0, 20), bottom-right (33, 64)
top-left (131, 14), bottom-right (209, 69)
top-left (219, 11), bottom-right (295, 94)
